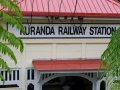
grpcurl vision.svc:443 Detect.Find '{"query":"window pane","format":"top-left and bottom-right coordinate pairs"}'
top-left (5, 71), bottom-right (7, 81)
top-left (27, 70), bottom-right (30, 80)
top-left (17, 70), bottom-right (19, 80)
top-left (13, 71), bottom-right (16, 80)
top-left (31, 70), bottom-right (34, 80)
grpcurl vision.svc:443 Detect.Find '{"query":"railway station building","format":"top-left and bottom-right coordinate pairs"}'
top-left (1, 0), bottom-right (120, 90)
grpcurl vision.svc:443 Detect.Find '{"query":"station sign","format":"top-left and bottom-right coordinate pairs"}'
top-left (8, 24), bottom-right (120, 38)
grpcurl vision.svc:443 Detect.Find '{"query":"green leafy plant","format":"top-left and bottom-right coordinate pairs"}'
top-left (111, 80), bottom-right (120, 90)
top-left (101, 28), bottom-right (120, 89)
top-left (0, 0), bottom-right (24, 79)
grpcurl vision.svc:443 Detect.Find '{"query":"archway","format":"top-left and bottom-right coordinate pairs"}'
top-left (43, 76), bottom-right (92, 90)
top-left (100, 81), bottom-right (105, 90)
top-left (27, 83), bottom-right (34, 90)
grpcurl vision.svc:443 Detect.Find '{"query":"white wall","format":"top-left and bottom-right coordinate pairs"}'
top-left (23, 42), bottom-right (108, 67)
top-left (3, 42), bottom-right (108, 67)
top-left (56, 44), bottom-right (82, 59)
top-left (0, 88), bottom-right (20, 90)
top-left (86, 44), bottom-right (108, 58)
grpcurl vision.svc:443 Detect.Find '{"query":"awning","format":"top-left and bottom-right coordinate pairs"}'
top-left (32, 59), bottom-right (103, 71)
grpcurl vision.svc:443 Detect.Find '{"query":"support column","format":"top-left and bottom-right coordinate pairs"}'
top-left (20, 44), bottom-right (27, 90)
top-left (92, 77), bottom-right (103, 90)
top-left (20, 68), bottom-right (26, 90)
top-left (92, 81), bottom-right (96, 90)
top-left (39, 73), bottom-right (43, 90)
top-left (40, 83), bottom-right (43, 90)
top-left (35, 71), bottom-right (41, 90)
top-left (96, 80), bottom-right (101, 90)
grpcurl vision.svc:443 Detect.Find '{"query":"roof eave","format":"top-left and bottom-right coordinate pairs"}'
top-left (22, 11), bottom-right (120, 18)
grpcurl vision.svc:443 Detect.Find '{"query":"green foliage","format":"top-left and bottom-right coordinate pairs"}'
top-left (101, 28), bottom-right (120, 88)
top-left (111, 80), bottom-right (120, 90)
top-left (0, 0), bottom-right (24, 79)
top-left (0, 26), bottom-right (23, 52)
top-left (0, 0), bottom-right (21, 16)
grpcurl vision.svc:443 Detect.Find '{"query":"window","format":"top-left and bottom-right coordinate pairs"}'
top-left (13, 70), bottom-right (16, 80)
top-left (100, 81), bottom-right (105, 90)
top-left (0, 70), bottom-right (20, 81)
top-left (5, 71), bottom-right (7, 81)
top-left (17, 70), bottom-right (19, 80)
top-left (27, 69), bottom-right (34, 80)
top-left (31, 70), bottom-right (34, 80)
top-left (27, 83), bottom-right (34, 90)
top-left (27, 70), bottom-right (30, 80)
top-left (0, 69), bottom-right (20, 87)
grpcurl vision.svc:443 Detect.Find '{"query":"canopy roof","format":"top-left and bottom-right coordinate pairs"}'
top-left (32, 59), bottom-right (103, 71)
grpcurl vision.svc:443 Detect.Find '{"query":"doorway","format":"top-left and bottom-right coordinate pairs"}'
top-left (43, 76), bottom-right (92, 90)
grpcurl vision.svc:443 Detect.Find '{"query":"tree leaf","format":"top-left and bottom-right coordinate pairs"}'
top-left (0, 42), bottom-right (17, 64)
top-left (0, 25), bottom-right (24, 52)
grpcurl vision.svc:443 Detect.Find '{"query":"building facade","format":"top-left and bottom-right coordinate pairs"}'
top-left (1, 0), bottom-right (120, 90)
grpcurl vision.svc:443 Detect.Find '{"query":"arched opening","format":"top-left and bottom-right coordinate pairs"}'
top-left (43, 76), bottom-right (92, 90)
top-left (100, 81), bottom-right (105, 90)
top-left (27, 83), bottom-right (34, 90)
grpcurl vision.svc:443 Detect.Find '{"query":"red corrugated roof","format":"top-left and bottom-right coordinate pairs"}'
top-left (17, 0), bottom-right (120, 17)
top-left (1, 0), bottom-right (120, 17)
top-left (32, 59), bottom-right (103, 71)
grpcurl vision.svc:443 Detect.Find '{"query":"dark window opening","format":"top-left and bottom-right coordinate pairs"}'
top-left (27, 69), bottom-right (35, 80)
top-left (17, 70), bottom-right (19, 80)
top-left (13, 71), bottom-right (16, 80)
top-left (0, 70), bottom-right (20, 81)
top-left (100, 81), bottom-right (105, 90)
top-left (9, 73), bottom-right (12, 81)
top-left (27, 70), bottom-right (30, 80)
top-left (31, 70), bottom-right (34, 80)
top-left (27, 83), bottom-right (34, 90)
top-left (5, 71), bottom-right (8, 81)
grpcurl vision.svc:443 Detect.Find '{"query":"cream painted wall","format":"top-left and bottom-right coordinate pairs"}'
top-left (24, 44), bottom-right (52, 67)
top-left (56, 44), bottom-right (82, 59)
top-left (86, 44), bottom-right (108, 58)
top-left (22, 42), bottom-right (108, 67)
top-left (1, 38), bottom-right (109, 68)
